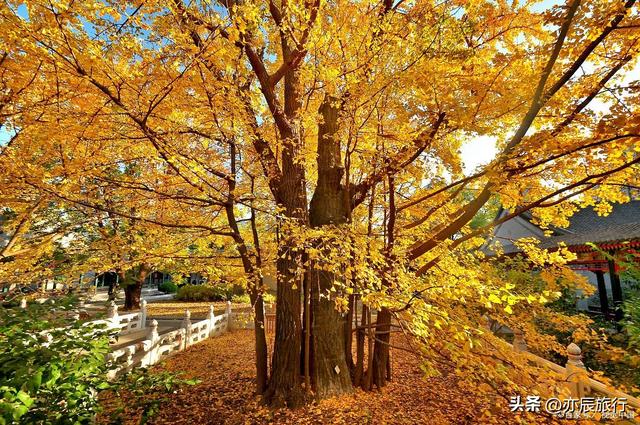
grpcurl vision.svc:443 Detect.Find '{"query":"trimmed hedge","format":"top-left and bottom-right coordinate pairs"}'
top-left (158, 281), bottom-right (178, 294)
top-left (175, 285), bottom-right (233, 302)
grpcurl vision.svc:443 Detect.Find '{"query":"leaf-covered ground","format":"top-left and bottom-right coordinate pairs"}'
top-left (99, 330), bottom-right (570, 424)
top-left (146, 302), bottom-right (252, 319)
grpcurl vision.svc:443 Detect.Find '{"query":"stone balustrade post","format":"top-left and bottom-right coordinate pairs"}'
top-left (124, 345), bottom-right (135, 373)
top-left (107, 300), bottom-right (119, 327)
top-left (106, 352), bottom-right (117, 381)
top-left (512, 328), bottom-right (528, 353)
top-left (226, 300), bottom-right (232, 331)
top-left (565, 342), bottom-right (589, 398)
top-left (145, 319), bottom-right (159, 366)
top-left (140, 300), bottom-right (147, 330)
top-left (77, 300), bottom-right (86, 317)
top-left (208, 305), bottom-right (216, 337)
top-left (182, 309), bottom-right (192, 347)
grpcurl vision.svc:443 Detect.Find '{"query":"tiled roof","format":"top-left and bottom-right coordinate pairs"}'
top-left (535, 200), bottom-right (640, 249)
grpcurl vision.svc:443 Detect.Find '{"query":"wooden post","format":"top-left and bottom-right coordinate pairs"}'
top-left (565, 343), bottom-right (589, 398)
top-left (140, 300), bottom-right (147, 330)
top-left (208, 305), bottom-right (216, 337)
top-left (182, 309), bottom-right (192, 347)
top-left (512, 328), bottom-right (528, 353)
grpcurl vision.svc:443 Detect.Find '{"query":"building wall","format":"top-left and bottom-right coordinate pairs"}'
top-left (488, 212), bottom-right (546, 254)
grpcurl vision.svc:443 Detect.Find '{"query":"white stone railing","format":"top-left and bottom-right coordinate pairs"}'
top-left (506, 328), bottom-right (640, 409)
top-left (19, 298), bottom-right (236, 378)
top-left (106, 302), bottom-right (232, 379)
top-left (101, 300), bottom-right (147, 335)
top-left (19, 297), bottom-right (147, 335)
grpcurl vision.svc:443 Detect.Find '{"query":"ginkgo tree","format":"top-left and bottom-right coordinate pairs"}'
top-left (1, 0), bottom-right (639, 409)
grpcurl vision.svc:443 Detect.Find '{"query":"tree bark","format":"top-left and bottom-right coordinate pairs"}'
top-left (344, 294), bottom-right (355, 374)
top-left (264, 141), bottom-right (307, 407)
top-left (224, 146), bottom-right (269, 394)
top-left (353, 298), bottom-right (366, 387)
top-left (371, 174), bottom-right (396, 388)
top-left (371, 307), bottom-right (392, 387)
top-left (307, 95), bottom-right (353, 399)
top-left (124, 264), bottom-right (150, 310)
top-left (123, 283), bottom-right (141, 310)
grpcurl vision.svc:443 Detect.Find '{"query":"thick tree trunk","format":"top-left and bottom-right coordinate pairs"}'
top-left (124, 264), bottom-right (150, 310)
top-left (124, 283), bottom-right (141, 310)
top-left (307, 95), bottom-right (353, 399)
top-left (264, 142), bottom-right (307, 407)
top-left (265, 248), bottom-right (304, 406)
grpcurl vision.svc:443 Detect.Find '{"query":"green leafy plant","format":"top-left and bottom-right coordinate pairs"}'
top-left (230, 294), bottom-right (250, 304)
top-left (0, 297), bottom-right (115, 424)
top-left (175, 285), bottom-right (232, 302)
top-left (0, 297), bottom-right (197, 424)
top-left (263, 293), bottom-right (276, 305)
top-left (158, 281), bottom-right (178, 294)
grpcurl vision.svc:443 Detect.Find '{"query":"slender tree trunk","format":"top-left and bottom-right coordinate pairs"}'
top-left (250, 290), bottom-right (269, 393)
top-left (300, 268), bottom-right (312, 391)
top-left (354, 299), bottom-right (366, 387)
top-left (224, 146), bottom-right (269, 394)
top-left (371, 174), bottom-right (396, 388)
top-left (344, 294), bottom-right (355, 374)
top-left (248, 178), bottom-right (269, 395)
top-left (371, 307), bottom-right (392, 387)
top-left (364, 306), bottom-right (374, 391)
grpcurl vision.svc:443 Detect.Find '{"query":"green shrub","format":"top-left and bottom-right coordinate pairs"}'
top-left (0, 296), bottom-right (114, 424)
top-left (231, 294), bottom-right (251, 304)
top-left (175, 285), bottom-right (232, 302)
top-left (158, 281), bottom-right (178, 294)
top-left (228, 293), bottom-right (276, 305)
top-left (263, 293), bottom-right (276, 305)
top-left (0, 296), bottom-right (197, 424)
